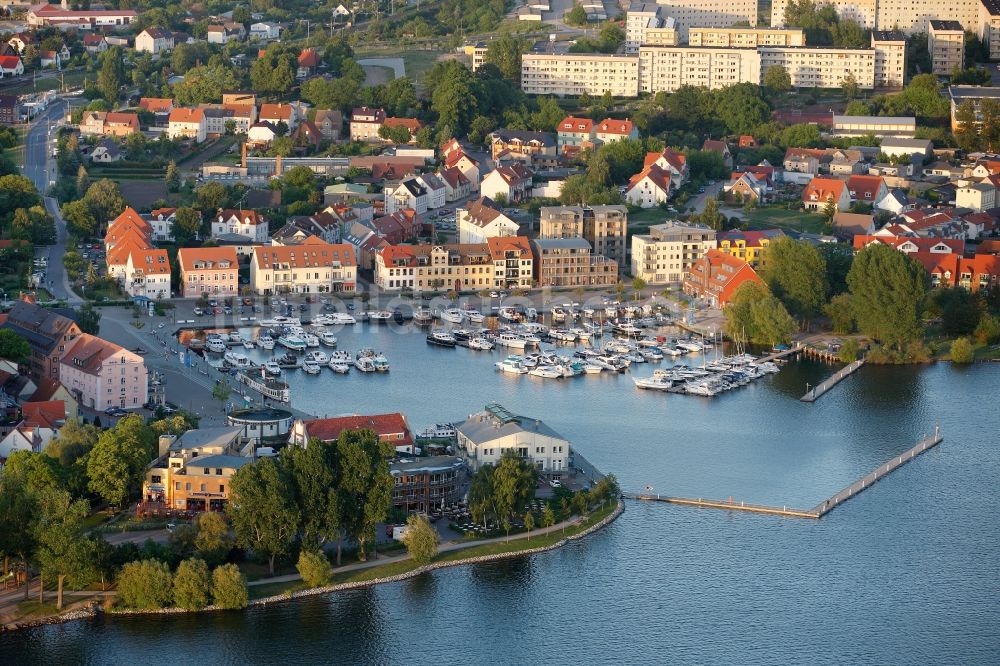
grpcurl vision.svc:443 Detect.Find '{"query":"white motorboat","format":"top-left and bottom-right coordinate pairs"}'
top-left (302, 333), bottom-right (320, 348)
top-left (495, 355), bottom-right (528, 374)
top-left (205, 336), bottom-right (227, 353)
top-left (223, 351), bottom-right (252, 369)
top-left (498, 307), bottom-right (519, 321)
top-left (355, 356), bottom-right (376, 372)
top-left (468, 337), bottom-right (494, 351)
top-left (302, 360), bottom-right (321, 375)
top-left (257, 335), bottom-right (275, 350)
top-left (263, 361), bottom-right (282, 377)
top-left (369, 310), bottom-right (393, 324)
top-left (676, 340), bottom-right (703, 353)
top-left (615, 321), bottom-right (643, 337)
top-left (529, 365), bottom-right (562, 379)
top-left (241, 337), bottom-right (255, 349)
top-left (440, 308), bottom-right (464, 324)
top-left (328, 312), bottom-right (357, 325)
top-left (330, 350), bottom-right (351, 363)
top-left (464, 309), bottom-right (485, 323)
top-left (413, 308), bottom-right (434, 326)
top-left (372, 354), bottom-right (390, 372)
top-left (329, 361), bottom-right (351, 374)
top-left (259, 316), bottom-right (301, 327)
top-left (520, 333), bottom-right (542, 346)
top-left (659, 345), bottom-right (684, 357)
top-left (633, 375), bottom-right (673, 391)
top-left (549, 329), bottom-right (577, 342)
top-left (277, 334), bottom-right (307, 351)
top-left (569, 327), bottom-right (591, 342)
top-left (305, 350), bottom-right (329, 365)
top-left (551, 306), bottom-right (567, 322)
top-left (319, 331), bottom-right (338, 347)
top-left (497, 332), bottom-right (527, 349)
top-left (581, 363), bottom-right (603, 374)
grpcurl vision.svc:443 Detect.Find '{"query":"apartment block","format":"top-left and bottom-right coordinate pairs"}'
top-left (688, 27), bottom-right (805, 48)
top-left (530, 238), bottom-right (618, 287)
top-left (759, 46), bottom-right (875, 90)
top-left (638, 46), bottom-right (761, 94)
top-left (772, 0), bottom-right (979, 34)
top-left (631, 221), bottom-right (716, 286)
top-left (654, 0), bottom-right (758, 40)
top-left (625, 3), bottom-right (674, 54)
top-left (872, 31), bottom-right (907, 89)
top-left (929, 20), bottom-right (966, 75)
top-left (375, 237), bottom-right (534, 292)
top-left (520, 53), bottom-right (640, 97)
top-left (538, 205), bottom-right (628, 272)
top-left (980, 0), bottom-right (1000, 60)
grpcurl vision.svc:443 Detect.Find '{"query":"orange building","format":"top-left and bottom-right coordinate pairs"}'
top-left (177, 246), bottom-right (240, 297)
top-left (682, 248), bottom-right (763, 307)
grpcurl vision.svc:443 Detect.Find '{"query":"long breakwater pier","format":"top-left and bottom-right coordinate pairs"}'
top-left (801, 359), bottom-right (865, 402)
top-left (627, 428), bottom-right (944, 519)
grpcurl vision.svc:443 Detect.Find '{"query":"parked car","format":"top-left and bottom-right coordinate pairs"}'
top-left (193, 307), bottom-right (204, 316)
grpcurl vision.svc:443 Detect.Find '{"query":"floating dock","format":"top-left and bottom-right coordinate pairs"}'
top-left (801, 359), bottom-right (865, 402)
top-left (627, 429), bottom-right (943, 520)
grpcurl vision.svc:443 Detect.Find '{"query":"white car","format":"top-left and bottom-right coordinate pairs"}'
top-left (550, 479), bottom-right (562, 488)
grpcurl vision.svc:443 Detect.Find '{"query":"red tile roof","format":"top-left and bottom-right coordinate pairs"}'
top-left (297, 48), bottom-right (320, 67)
top-left (803, 177), bottom-right (846, 204)
top-left (252, 239), bottom-right (356, 269)
top-left (60, 334), bottom-right (136, 375)
top-left (853, 235), bottom-right (965, 254)
top-left (169, 107), bottom-right (204, 123)
top-left (558, 116), bottom-right (594, 133)
top-left (596, 118), bottom-right (634, 136)
top-left (301, 413), bottom-right (412, 446)
top-left (847, 175), bottom-right (885, 201)
top-left (384, 117), bottom-right (423, 132)
top-left (21, 400), bottom-right (65, 429)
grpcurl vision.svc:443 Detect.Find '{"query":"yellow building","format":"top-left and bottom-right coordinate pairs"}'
top-left (716, 229), bottom-right (785, 270)
top-left (688, 27), bottom-right (805, 47)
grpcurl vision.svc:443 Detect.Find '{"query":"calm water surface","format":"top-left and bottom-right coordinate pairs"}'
top-left (4, 324), bottom-right (998, 664)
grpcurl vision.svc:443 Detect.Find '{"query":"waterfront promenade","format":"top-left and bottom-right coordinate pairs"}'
top-left (628, 429), bottom-right (945, 520)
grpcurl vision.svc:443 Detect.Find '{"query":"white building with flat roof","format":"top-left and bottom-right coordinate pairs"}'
top-left (521, 53), bottom-right (640, 97)
top-left (455, 403), bottom-right (571, 475)
top-left (639, 46), bottom-right (761, 94)
top-left (831, 115), bottom-right (917, 138)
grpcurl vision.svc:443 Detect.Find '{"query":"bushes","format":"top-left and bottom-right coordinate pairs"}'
top-left (865, 341), bottom-right (932, 365)
top-left (974, 314), bottom-right (1000, 344)
top-left (838, 339), bottom-right (860, 363)
top-left (212, 564), bottom-right (248, 609)
top-left (296, 550), bottom-right (334, 587)
top-left (117, 559), bottom-right (173, 609)
top-left (173, 558), bottom-right (211, 611)
top-left (950, 337), bottom-right (975, 364)
top-left (400, 514), bottom-right (439, 566)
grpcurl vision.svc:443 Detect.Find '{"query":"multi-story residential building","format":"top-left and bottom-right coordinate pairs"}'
top-left (259, 102), bottom-right (300, 131)
top-left (654, 0), bottom-right (758, 40)
top-left (290, 413), bottom-right (415, 453)
top-left (682, 248), bottom-right (763, 307)
top-left (384, 178), bottom-right (429, 216)
top-left (688, 26), bottom-right (806, 47)
top-left (198, 104), bottom-right (256, 136)
top-left (390, 456), bottom-right (467, 513)
top-left (123, 248), bottom-right (171, 299)
top-left (631, 221), bottom-right (716, 285)
top-left (929, 20), bottom-right (966, 75)
top-left (206, 23), bottom-right (245, 44)
top-left (716, 229), bottom-right (786, 269)
top-left (349, 106), bottom-right (385, 141)
top-left (625, 3), bottom-right (674, 54)
top-left (468, 42), bottom-right (488, 71)
top-left (0, 297), bottom-right (81, 381)
top-left (313, 109), bottom-right (342, 141)
top-left (830, 114), bottom-right (916, 138)
top-left (480, 163), bottom-right (533, 204)
top-left (625, 164), bottom-right (672, 207)
top-left (177, 247), bottom-right (239, 298)
top-left (956, 181), bottom-right (997, 212)
top-left (135, 27), bottom-right (173, 54)
top-left (371, 210), bottom-right (422, 245)
top-left (538, 205), bottom-right (628, 272)
top-left (375, 237), bottom-right (533, 292)
top-left (639, 46), bottom-right (762, 94)
top-left (416, 173), bottom-right (447, 209)
top-left (530, 238), bottom-right (618, 287)
top-left (167, 107), bottom-right (206, 142)
top-left (914, 252), bottom-right (1000, 292)
top-left (250, 238), bottom-right (357, 295)
top-left (949, 85), bottom-right (1000, 131)
top-left (458, 196), bottom-right (519, 244)
top-left (142, 426), bottom-right (246, 511)
top-left (521, 53), bottom-right (640, 97)
top-left (981, 0), bottom-right (1000, 60)
top-left (439, 166), bottom-right (472, 201)
top-left (595, 118), bottom-right (638, 144)
top-left (557, 116), bottom-right (595, 154)
top-left (60, 333), bottom-right (147, 411)
top-left (27, 3), bottom-right (138, 27)
top-left (79, 111), bottom-right (140, 138)
top-left (0, 94), bottom-right (20, 124)
top-left (871, 31), bottom-right (906, 89)
top-left (456, 403), bottom-right (571, 475)
top-left (774, 0), bottom-right (980, 34)
top-left (488, 129), bottom-right (556, 162)
top-left (759, 46), bottom-right (876, 89)
top-left (211, 209), bottom-right (269, 243)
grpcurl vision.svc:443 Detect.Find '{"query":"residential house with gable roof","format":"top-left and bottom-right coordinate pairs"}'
top-left (717, 229), bottom-right (785, 269)
top-left (290, 413), bottom-right (415, 453)
top-left (211, 209), bottom-right (270, 243)
top-left (847, 174), bottom-right (888, 205)
top-left (481, 163), bottom-right (533, 204)
top-left (803, 177), bottom-right (850, 212)
top-left (0, 297), bottom-right (81, 381)
top-left (557, 116), bottom-right (595, 154)
top-left (177, 247), bottom-right (239, 297)
top-left (250, 238), bottom-right (357, 295)
top-left (135, 27), bottom-right (174, 54)
top-left (682, 248), bottom-right (763, 307)
top-left (595, 118), bottom-right (638, 144)
top-left (385, 178), bottom-right (429, 215)
top-left (168, 107), bottom-right (206, 142)
top-left (701, 139), bottom-right (733, 169)
top-left (625, 163), bottom-right (672, 208)
top-left (488, 129), bottom-right (557, 162)
top-left (458, 196), bottom-right (519, 244)
top-left (438, 166), bottom-right (472, 201)
top-left (60, 333), bottom-right (147, 411)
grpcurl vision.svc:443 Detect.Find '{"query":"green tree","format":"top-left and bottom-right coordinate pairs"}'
top-left (296, 549), bottom-right (334, 587)
top-left (117, 558), bottom-right (173, 609)
top-left (491, 451), bottom-right (537, 539)
top-left (697, 198), bottom-right (726, 231)
top-left (565, 2), bottom-right (588, 25)
top-left (87, 415), bottom-right (155, 509)
top-left (714, 83), bottom-right (770, 135)
top-left (196, 181), bottom-right (229, 211)
top-left (75, 301), bottom-right (101, 334)
top-left (211, 563), bottom-right (248, 609)
top-left (762, 237), bottom-right (828, 327)
top-left (98, 46), bottom-right (125, 102)
top-left (250, 51), bottom-right (296, 96)
top-left (847, 243), bottom-right (928, 350)
top-left (838, 339), bottom-right (860, 362)
top-left (34, 489), bottom-right (94, 609)
top-left (172, 207), bottom-right (203, 245)
top-left (400, 513), bottom-right (438, 565)
top-left (173, 558), bottom-right (211, 611)
top-left (523, 510), bottom-right (535, 542)
top-left (485, 32), bottom-right (527, 83)
top-left (282, 440), bottom-right (340, 552)
top-left (724, 281), bottom-right (796, 346)
top-left (83, 179), bottom-right (127, 231)
top-left (954, 100), bottom-right (980, 152)
top-left (931, 287), bottom-right (981, 337)
top-left (825, 293), bottom-right (856, 334)
top-left (378, 124), bottom-right (412, 145)
top-left (75, 165), bottom-right (90, 198)
top-left (819, 243), bottom-right (853, 295)
top-left (763, 65), bottom-right (791, 93)
top-left (0, 475), bottom-right (38, 601)
top-left (165, 161), bottom-right (180, 193)
top-left (0, 174), bottom-right (41, 212)
top-left (950, 337), bottom-right (974, 364)
top-left (4, 450), bottom-right (62, 497)
top-left (336, 430), bottom-right (394, 562)
top-left (227, 457), bottom-right (300, 575)
top-left (541, 504), bottom-right (556, 529)
top-left (61, 200), bottom-right (98, 238)
top-left (212, 381), bottom-right (231, 411)
top-left (429, 61), bottom-right (480, 137)
top-left (0, 329), bottom-right (31, 364)
top-left (632, 276), bottom-right (647, 301)
top-left (194, 511), bottom-right (233, 566)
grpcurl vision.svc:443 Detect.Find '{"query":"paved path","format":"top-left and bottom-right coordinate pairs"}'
top-left (249, 513), bottom-right (589, 587)
top-left (101, 528), bottom-right (170, 546)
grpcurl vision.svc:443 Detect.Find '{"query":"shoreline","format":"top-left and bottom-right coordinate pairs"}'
top-left (1, 501), bottom-right (625, 632)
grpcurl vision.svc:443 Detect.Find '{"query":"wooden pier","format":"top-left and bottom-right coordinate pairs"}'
top-left (756, 343), bottom-right (804, 364)
top-left (627, 429), bottom-right (944, 520)
top-left (801, 359), bottom-right (865, 402)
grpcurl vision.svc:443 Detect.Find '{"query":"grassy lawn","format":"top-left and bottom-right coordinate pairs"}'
top-left (354, 49), bottom-right (446, 88)
top-left (736, 207), bottom-right (827, 234)
top-left (248, 503), bottom-right (618, 601)
top-left (7, 125), bottom-right (27, 170)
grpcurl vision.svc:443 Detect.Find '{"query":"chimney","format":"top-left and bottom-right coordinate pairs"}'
top-left (534, 419), bottom-right (540, 430)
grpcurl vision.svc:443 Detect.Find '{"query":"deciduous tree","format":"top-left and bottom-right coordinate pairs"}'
top-left (117, 558), bottom-right (173, 609)
top-left (34, 489), bottom-right (95, 609)
top-left (762, 237), bottom-right (828, 327)
top-left (227, 457), bottom-right (300, 575)
top-left (296, 549), bottom-right (334, 587)
top-left (400, 514), bottom-right (438, 565)
top-left (211, 563), bottom-right (248, 609)
top-left (173, 558), bottom-right (211, 611)
top-left (847, 243), bottom-right (928, 349)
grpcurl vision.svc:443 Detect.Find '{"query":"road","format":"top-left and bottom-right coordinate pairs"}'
top-left (686, 181), bottom-right (724, 214)
top-left (22, 97), bottom-right (78, 303)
